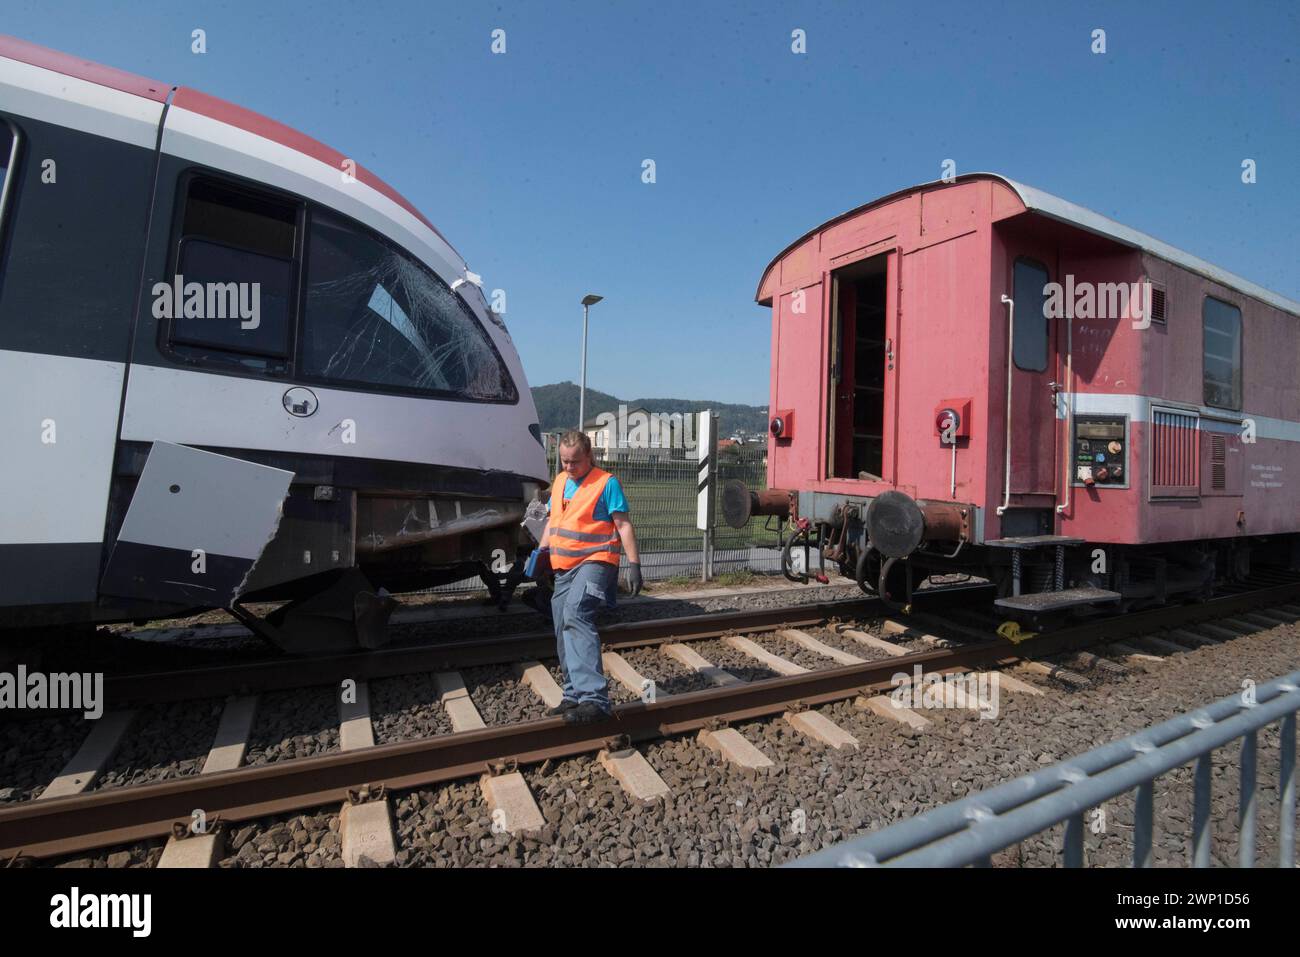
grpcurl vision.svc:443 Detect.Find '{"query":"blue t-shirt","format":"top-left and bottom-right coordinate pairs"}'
top-left (546, 473), bottom-right (629, 522)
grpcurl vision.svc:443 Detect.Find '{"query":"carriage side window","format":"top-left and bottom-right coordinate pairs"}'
top-left (1203, 296), bottom-right (1242, 410)
top-left (301, 208), bottom-right (516, 401)
top-left (1012, 258), bottom-right (1050, 372)
top-left (166, 178), bottom-right (298, 373)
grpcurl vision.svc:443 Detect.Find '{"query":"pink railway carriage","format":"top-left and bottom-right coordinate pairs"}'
top-left (722, 173), bottom-right (1300, 619)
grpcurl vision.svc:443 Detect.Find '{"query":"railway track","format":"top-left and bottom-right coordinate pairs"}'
top-left (97, 590), bottom-right (961, 705)
top-left (2, 574), bottom-right (1298, 864)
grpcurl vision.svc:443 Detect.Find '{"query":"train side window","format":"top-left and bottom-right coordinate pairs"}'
top-left (1012, 258), bottom-right (1050, 372)
top-left (1202, 296), bottom-right (1242, 410)
top-left (165, 178), bottom-right (299, 372)
top-left (301, 208), bottom-right (517, 402)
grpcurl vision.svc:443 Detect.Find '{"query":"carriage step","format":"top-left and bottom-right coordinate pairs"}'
top-left (995, 586), bottom-right (1121, 613)
top-left (984, 535), bottom-right (1085, 549)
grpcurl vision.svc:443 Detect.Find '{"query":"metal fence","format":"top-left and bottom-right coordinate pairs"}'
top-left (792, 668), bottom-right (1299, 867)
top-left (428, 440), bottom-right (781, 593)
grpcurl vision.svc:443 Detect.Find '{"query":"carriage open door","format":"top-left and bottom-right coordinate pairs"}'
top-left (1001, 254), bottom-right (1060, 515)
top-left (827, 249), bottom-right (899, 483)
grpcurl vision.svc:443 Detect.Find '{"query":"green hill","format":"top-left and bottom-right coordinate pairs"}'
top-left (531, 382), bottom-right (768, 438)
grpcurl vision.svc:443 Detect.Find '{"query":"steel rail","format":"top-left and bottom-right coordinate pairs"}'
top-left (101, 586), bottom-right (994, 706)
top-left (2, 577), bottom-right (1296, 860)
top-left (1, 640), bottom-right (1014, 860)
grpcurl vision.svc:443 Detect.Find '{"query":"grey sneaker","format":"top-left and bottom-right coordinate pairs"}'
top-left (546, 699), bottom-right (579, 717)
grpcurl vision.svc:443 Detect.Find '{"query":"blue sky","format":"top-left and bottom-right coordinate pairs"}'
top-left (8, 0), bottom-right (1297, 404)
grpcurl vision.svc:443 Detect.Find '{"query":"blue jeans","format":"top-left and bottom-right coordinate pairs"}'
top-left (550, 560), bottom-right (618, 711)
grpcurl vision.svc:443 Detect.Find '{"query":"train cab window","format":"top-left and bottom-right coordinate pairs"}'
top-left (1203, 296), bottom-right (1242, 410)
top-left (1012, 259), bottom-right (1050, 372)
top-left (302, 209), bottom-right (516, 401)
top-left (166, 178), bottom-right (298, 373)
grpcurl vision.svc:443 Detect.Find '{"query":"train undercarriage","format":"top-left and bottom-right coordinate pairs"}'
top-left (723, 479), bottom-right (1300, 629)
top-left (8, 442), bottom-right (544, 656)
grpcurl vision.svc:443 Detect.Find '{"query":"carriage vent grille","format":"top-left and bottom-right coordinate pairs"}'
top-left (1151, 408), bottom-right (1200, 496)
top-left (1149, 284), bottom-right (1166, 324)
top-left (1211, 433), bottom-right (1227, 490)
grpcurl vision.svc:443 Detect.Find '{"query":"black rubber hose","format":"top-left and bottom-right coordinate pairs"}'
top-left (878, 555), bottom-right (905, 611)
top-left (855, 544), bottom-right (872, 594)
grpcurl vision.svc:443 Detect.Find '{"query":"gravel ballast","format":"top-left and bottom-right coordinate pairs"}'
top-left (94, 697), bottom-right (224, 790)
top-left (245, 689), bottom-right (340, 764)
top-left (0, 715), bottom-right (89, 803)
top-left (391, 619), bottom-right (1300, 867)
top-left (463, 665), bottom-right (551, 725)
top-left (28, 599), bottom-right (1300, 869)
top-left (370, 672), bottom-right (454, 743)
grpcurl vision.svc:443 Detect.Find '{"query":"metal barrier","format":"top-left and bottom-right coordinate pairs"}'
top-left (792, 668), bottom-right (1299, 868)
top-left (428, 441), bottom-right (781, 592)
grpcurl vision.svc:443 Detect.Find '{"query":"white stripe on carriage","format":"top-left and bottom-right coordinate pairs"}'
top-left (0, 55), bottom-right (164, 149)
top-left (1054, 392), bottom-right (1300, 443)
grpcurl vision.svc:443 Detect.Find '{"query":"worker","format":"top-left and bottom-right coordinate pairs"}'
top-left (532, 430), bottom-right (641, 724)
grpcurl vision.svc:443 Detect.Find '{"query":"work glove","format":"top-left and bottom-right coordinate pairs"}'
top-left (626, 561), bottom-right (643, 597)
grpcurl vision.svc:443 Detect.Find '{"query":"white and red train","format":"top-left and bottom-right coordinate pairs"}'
top-left (725, 173), bottom-right (1300, 617)
top-left (0, 37), bottom-right (548, 650)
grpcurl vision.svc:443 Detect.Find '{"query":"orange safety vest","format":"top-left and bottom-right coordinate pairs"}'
top-left (548, 467), bottom-right (623, 571)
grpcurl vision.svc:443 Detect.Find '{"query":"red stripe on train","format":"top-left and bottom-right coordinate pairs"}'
top-left (171, 87), bottom-right (450, 247)
top-left (0, 33), bottom-right (170, 102)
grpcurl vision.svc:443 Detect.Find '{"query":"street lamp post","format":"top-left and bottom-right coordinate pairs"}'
top-left (578, 294), bottom-right (603, 430)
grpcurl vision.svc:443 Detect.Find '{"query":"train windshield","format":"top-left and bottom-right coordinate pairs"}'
top-left (303, 209), bottom-right (517, 401)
